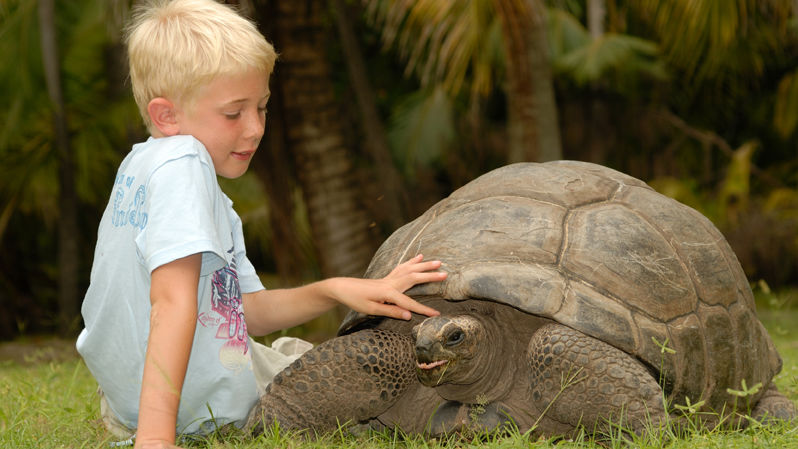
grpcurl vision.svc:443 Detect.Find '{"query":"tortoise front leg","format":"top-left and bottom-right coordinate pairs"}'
top-left (245, 329), bottom-right (416, 435)
top-left (752, 383), bottom-right (797, 423)
top-left (527, 323), bottom-right (667, 437)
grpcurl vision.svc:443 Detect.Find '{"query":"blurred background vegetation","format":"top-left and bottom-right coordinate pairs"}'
top-left (1, 0), bottom-right (797, 341)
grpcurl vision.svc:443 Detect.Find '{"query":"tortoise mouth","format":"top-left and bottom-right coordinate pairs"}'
top-left (416, 359), bottom-right (454, 386)
top-left (417, 359), bottom-right (448, 370)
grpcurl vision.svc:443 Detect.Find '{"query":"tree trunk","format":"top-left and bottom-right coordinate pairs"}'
top-left (587, 0), bottom-right (608, 164)
top-left (493, 0), bottom-right (562, 162)
top-left (331, 0), bottom-right (409, 231)
top-left (254, 0), bottom-right (378, 278)
top-left (588, 0), bottom-right (606, 38)
top-left (236, 1), bottom-right (309, 284)
top-left (38, 0), bottom-right (80, 334)
top-left (249, 86), bottom-right (309, 285)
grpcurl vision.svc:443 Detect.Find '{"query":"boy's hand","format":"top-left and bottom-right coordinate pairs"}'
top-left (332, 254), bottom-right (446, 320)
top-left (134, 439), bottom-right (184, 449)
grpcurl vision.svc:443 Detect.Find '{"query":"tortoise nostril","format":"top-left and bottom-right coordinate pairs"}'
top-left (415, 335), bottom-right (434, 356)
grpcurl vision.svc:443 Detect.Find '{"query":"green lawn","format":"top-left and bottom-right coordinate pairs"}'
top-left (1, 302), bottom-right (796, 449)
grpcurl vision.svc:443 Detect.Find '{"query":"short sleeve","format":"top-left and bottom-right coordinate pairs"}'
top-left (135, 154), bottom-right (232, 275)
top-left (226, 198), bottom-right (265, 293)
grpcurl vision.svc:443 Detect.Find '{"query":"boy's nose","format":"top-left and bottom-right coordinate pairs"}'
top-left (244, 109), bottom-right (266, 140)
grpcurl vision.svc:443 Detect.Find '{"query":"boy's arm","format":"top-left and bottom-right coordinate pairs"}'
top-left (134, 253), bottom-right (201, 449)
top-left (242, 254), bottom-right (446, 336)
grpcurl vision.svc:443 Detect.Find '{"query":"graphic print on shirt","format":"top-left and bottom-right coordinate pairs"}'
top-left (111, 173), bottom-right (148, 230)
top-left (197, 247), bottom-right (251, 373)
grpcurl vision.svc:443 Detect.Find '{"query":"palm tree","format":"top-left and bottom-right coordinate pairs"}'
top-left (252, 0), bottom-right (379, 278)
top-left (365, 0), bottom-right (563, 163)
top-left (587, 0), bottom-right (605, 38)
top-left (38, 0), bottom-right (79, 334)
top-left (493, 0), bottom-right (562, 162)
top-left (331, 0), bottom-right (410, 229)
top-left (0, 0), bottom-right (140, 334)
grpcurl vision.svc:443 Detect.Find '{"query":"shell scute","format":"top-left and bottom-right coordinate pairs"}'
top-left (563, 203), bottom-right (696, 322)
top-left (632, 313), bottom-right (674, 386)
top-left (698, 305), bottom-right (741, 407)
top-left (616, 186), bottom-right (739, 308)
top-left (447, 162), bottom-right (618, 208)
top-left (552, 282), bottom-right (637, 354)
top-left (729, 303), bottom-right (759, 397)
top-left (413, 197), bottom-right (565, 267)
top-left (667, 313), bottom-right (707, 404)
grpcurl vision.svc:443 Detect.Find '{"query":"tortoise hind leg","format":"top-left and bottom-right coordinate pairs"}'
top-left (752, 383), bottom-right (796, 423)
top-left (527, 323), bottom-right (667, 437)
top-left (245, 329), bottom-right (416, 435)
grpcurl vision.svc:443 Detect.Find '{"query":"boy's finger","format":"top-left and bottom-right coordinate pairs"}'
top-left (396, 270), bottom-right (447, 293)
top-left (409, 260), bottom-right (443, 272)
top-left (371, 304), bottom-right (413, 320)
top-left (394, 254), bottom-right (423, 269)
top-left (390, 293), bottom-right (439, 318)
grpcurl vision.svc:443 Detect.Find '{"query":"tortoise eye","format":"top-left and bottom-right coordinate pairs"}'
top-left (446, 329), bottom-right (465, 346)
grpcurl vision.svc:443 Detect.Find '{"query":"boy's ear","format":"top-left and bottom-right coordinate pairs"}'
top-left (147, 97), bottom-right (180, 136)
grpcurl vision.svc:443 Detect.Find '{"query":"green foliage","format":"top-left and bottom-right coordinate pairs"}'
top-left (546, 8), bottom-right (590, 58)
top-left (0, 0), bottom-right (141, 337)
top-left (774, 69), bottom-right (798, 138)
top-left (0, 0), bottom-right (140, 232)
top-left (387, 86), bottom-right (455, 174)
top-left (555, 32), bottom-right (667, 87)
top-left (636, 0), bottom-right (779, 86)
top-left (365, 0), bottom-right (503, 97)
top-left (0, 0), bottom-right (797, 339)
top-left (547, 9), bottom-right (668, 91)
top-left (218, 173), bottom-right (273, 261)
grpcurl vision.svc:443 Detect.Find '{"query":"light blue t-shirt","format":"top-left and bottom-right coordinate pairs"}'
top-left (77, 135), bottom-right (265, 435)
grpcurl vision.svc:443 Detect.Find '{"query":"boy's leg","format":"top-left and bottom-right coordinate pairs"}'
top-left (250, 337), bottom-right (313, 395)
top-left (98, 388), bottom-right (136, 439)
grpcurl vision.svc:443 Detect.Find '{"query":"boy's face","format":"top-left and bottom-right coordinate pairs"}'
top-left (175, 69), bottom-right (270, 179)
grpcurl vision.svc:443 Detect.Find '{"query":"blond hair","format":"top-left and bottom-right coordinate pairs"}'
top-left (125, 0), bottom-right (276, 129)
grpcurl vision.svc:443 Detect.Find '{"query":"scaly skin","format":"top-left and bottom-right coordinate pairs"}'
top-left (245, 329), bottom-right (416, 434)
top-left (527, 323), bottom-right (667, 436)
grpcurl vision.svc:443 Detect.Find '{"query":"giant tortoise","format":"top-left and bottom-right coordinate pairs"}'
top-left (247, 161), bottom-right (795, 437)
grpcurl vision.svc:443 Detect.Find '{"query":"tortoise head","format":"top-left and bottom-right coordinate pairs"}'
top-left (412, 313), bottom-right (497, 389)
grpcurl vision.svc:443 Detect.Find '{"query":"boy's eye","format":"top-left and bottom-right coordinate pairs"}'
top-left (258, 105), bottom-right (268, 115)
top-left (224, 111), bottom-right (242, 119)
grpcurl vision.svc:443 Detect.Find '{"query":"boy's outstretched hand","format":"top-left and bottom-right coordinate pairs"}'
top-left (330, 254), bottom-right (446, 320)
top-left (243, 255), bottom-right (447, 336)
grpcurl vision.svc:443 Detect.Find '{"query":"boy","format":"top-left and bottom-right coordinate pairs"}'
top-left (75, 1), bottom-right (446, 448)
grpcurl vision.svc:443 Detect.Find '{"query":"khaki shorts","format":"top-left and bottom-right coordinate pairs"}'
top-left (99, 336), bottom-right (312, 439)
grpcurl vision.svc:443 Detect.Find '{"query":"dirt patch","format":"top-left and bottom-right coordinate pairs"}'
top-left (0, 336), bottom-right (80, 365)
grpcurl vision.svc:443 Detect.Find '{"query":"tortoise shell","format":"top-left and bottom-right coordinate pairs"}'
top-left (342, 161), bottom-right (781, 410)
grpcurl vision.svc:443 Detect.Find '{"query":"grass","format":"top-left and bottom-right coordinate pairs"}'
top-left (1, 293), bottom-right (796, 449)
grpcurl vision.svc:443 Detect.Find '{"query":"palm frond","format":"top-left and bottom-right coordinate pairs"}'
top-left (555, 33), bottom-right (666, 86)
top-left (546, 7), bottom-right (590, 62)
top-left (364, 0), bottom-right (500, 98)
top-left (387, 86), bottom-right (455, 174)
top-left (635, 0), bottom-right (767, 83)
top-left (0, 0), bottom-right (139, 226)
top-left (774, 70), bottom-right (798, 139)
